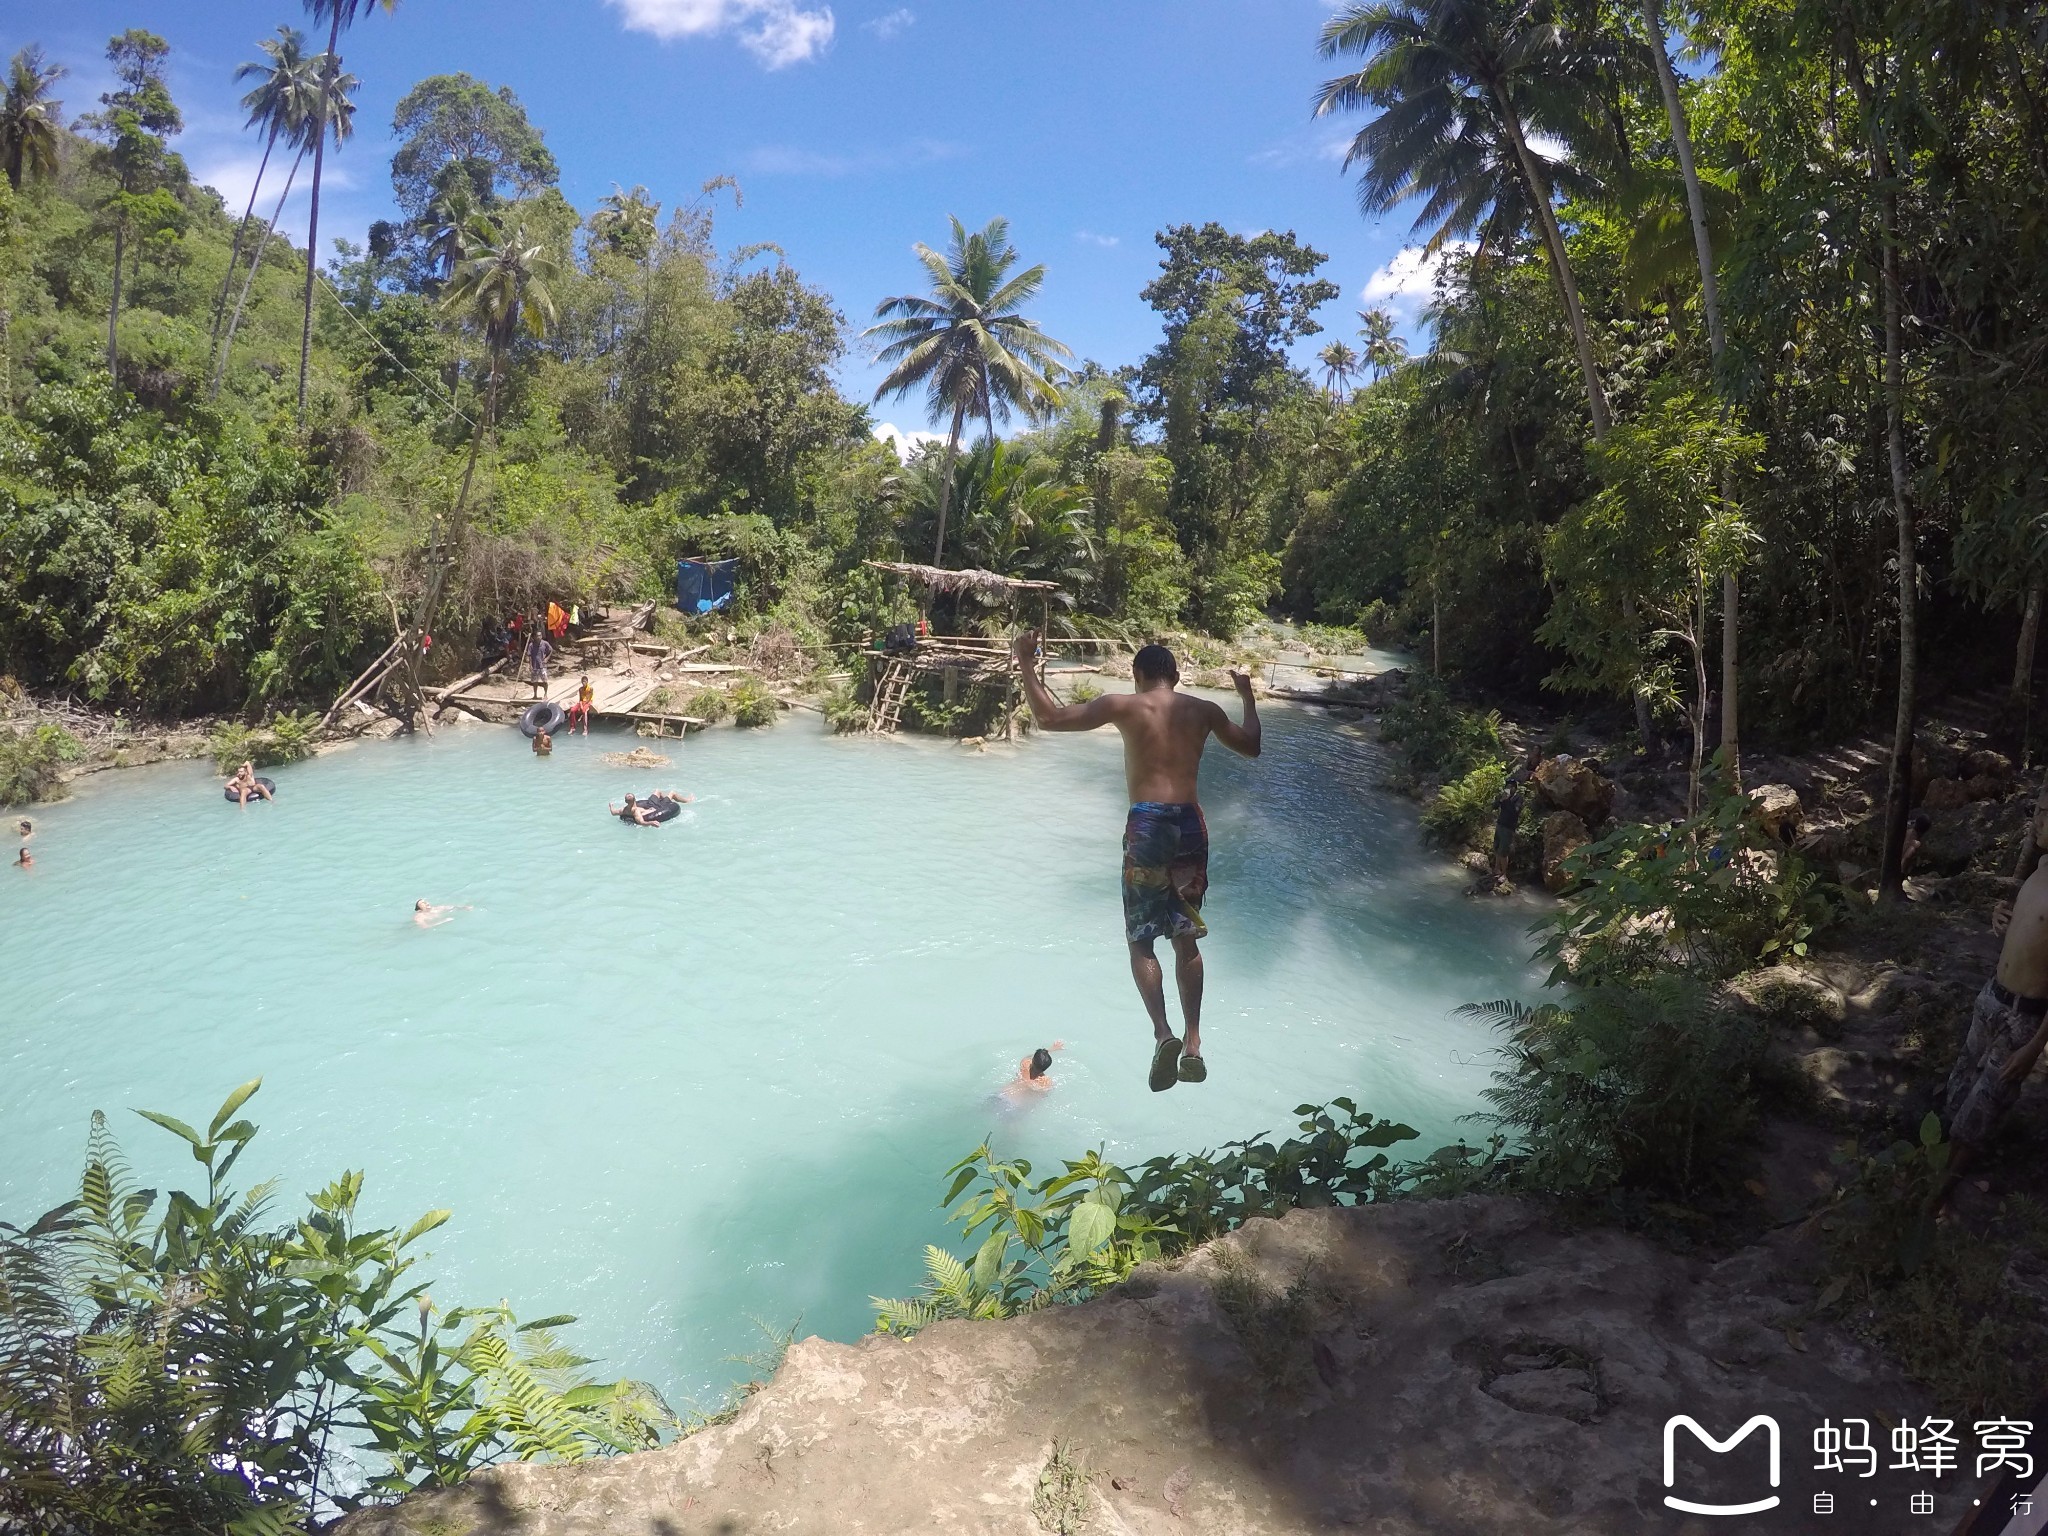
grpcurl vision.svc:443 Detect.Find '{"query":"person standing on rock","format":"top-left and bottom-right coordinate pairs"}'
top-left (1012, 631), bottom-right (1261, 1092)
top-left (1491, 746), bottom-right (1543, 888)
top-left (1936, 784), bottom-right (2048, 1208)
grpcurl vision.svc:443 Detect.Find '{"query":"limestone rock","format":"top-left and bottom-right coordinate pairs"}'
top-left (1918, 773), bottom-right (2007, 811)
top-left (336, 1198), bottom-right (1927, 1536)
top-left (1919, 800), bottom-right (2023, 874)
top-left (1747, 783), bottom-right (1803, 841)
top-left (1540, 811), bottom-right (1590, 893)
top-left (1532, 756), bottom-right (1614, 829)
top-left (1964, 747), bottom-right (2015, 782)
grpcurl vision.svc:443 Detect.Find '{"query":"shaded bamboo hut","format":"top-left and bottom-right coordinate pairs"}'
top-left (860, 561), bottom-right (1063, 736)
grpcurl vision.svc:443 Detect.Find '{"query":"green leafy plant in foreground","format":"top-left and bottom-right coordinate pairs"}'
top-left (0, 722), bottom-right (81, 805)
top-left (876, 1102), bottom-right (1425, 1332)
top-left (0, 1081), bottom-right (674, 1535)
top-left (729, 676), bottom-right (778, 728)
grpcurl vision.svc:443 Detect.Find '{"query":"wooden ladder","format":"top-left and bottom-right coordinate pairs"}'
top-left (869, 658), bottom-right (912, 733)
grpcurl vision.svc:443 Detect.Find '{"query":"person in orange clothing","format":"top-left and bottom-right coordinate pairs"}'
top-left (546, 601), bottom-right (568, 640)
top-left (567, 674), bottom-right (595, 734)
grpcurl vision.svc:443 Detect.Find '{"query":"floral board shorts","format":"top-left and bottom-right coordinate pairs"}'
top-left (1945, 980), bottom-right (2047, 1147)
top-left (1123, 801), bottom-right (1209, 944)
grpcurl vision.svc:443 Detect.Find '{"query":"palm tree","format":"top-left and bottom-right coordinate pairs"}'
top-left (1319, 340), bottom-right (1359, 399)
top-left (1639, 0), bottom-right (1742, 785)
top-left (210, 28), bottom-right (318, 363)
top-left (298, 0), bottom-right (399, 422)
top-left (423, 176), bottom-right (481, 286)
top-left (590, 184), bottom-right (660, 261)
top-left (866, 216), bottom-right (1071, 566)
top-left (1316, 1), bottom-right (1613, 436)
top-left (387, 215), bottom-right (558, 716)
top-left (0, 47), bottom-right (65, 192)
top-left (212, 60), bottom-right (353, 398)
top-left (1358, 305), bottom-right (1408, 379)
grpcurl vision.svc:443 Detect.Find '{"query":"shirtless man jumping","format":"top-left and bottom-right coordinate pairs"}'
top-left (1014, 631), bottom-right (1261, 1091)
top-left (1937, 783), bottom-right (2048, 1209)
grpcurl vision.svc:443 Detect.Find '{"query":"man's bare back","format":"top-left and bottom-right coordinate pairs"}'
top-left (1012, 632), bottom-right (1260, 804)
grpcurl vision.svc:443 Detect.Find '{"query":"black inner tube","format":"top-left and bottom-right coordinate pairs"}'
top-left (222, 776), bottom-right (276, 802)
top-left (619, 797), bottom-right (681, 825)
top-left (521, 701), bottom-right (567, 738)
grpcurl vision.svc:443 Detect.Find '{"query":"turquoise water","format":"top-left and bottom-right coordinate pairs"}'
top-left (0, 702), bottom-right (1538, 1407)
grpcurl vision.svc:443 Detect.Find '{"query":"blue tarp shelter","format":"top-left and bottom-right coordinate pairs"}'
top-left (675, 558), bottom-right (737, 614)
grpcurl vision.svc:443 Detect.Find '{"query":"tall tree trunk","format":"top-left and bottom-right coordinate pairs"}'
top-left (1843, 36), bottom-right (1919, 900)
top-left (214, 144), bottom-right (306, 399)
top-left (1643, 0), bottom-right (1743, 787)
top-left (1874, 221), bottom-right (1916, 900)
top-left (211, 128), bottom-right (276, 357)
top-left (1496, 85), bottom-right (1654, 746)
top-left (2014, 585), bottom-right (2042, 766)
top-left (297, 124), bottom-right (324, 423)
top-left (1494, 94), bottom-right (1612, 438)
top-left (107, 222), bottom-right (125, 379)
top-left (931, 398), bottom-right (969, 567)
top-left (299, 17), bottom-right (344, 424)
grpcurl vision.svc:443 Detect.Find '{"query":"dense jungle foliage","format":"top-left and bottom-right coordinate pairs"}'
top-left (4, 0), bottom-right (2042, 777)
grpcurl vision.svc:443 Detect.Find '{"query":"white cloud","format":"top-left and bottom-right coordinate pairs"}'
top-left (1074, 230), bottom-right (1118, 248)
top-left (742, 137), bottom-right (960, 176)
top-left (873, 422), bottom-right (944, 461)
top-left (1361, 242), bottom-right (1473, 305)
top-left (607, 0), bottom-right (835, 68)
top-left (1247, 132), bottom-right (1353, 170)
top-left (863, 7), bottom-right (914, 38)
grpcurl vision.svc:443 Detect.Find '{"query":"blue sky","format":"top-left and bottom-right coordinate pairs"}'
top-left (5, 0), bottom-right (1447, 435)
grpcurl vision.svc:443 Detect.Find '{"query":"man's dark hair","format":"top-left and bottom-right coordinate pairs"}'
top-left (1133, 644), bottom-right (1180, 684)
top-left (1912, 812), bottom-right (1931, 833)
top-left (1030, 1048), bottom-right (1054, 1078)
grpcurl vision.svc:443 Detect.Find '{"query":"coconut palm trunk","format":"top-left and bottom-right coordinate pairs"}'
top-left (297, 13), bottom-right (345, 422)
top-left (1644, 0), bottom-right (1742, 785)
top-left (932, 398), bottom-right (969, 566)
top-left (1495, 88), bottom-right (1657, 745)
top-left (1494, 94), bottom-right (1612, 438)
top-left (211, 127), bottom-right (277, 357)
top-left (214, 143), bottom-right (306, 398)
top-left (106, 221), bottom-right (124, 378)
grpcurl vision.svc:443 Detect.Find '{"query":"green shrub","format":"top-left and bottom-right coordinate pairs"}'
top-left (205, 712), bottom-right (322, 774)
top-left (0, 725), bottom-right (81, 806)
top-left (1422, 761), bottom-right (1507, 849)
top-left (686, 687), bottom-right (730, 724)
top-left (1465, 975), bottom-right (1767, 1201)
top-left (0, 1082), bottom-right (674, 1533)
top-left (1539, 782), bottom-right (1842, 986)
top-left (820, 681), bottom-right (869, 734)
top-left (1379, 675), bottom-right (1502, 781)
top-left (875, 1102), bottom-right (1424, 1332)
top-left (730, 677), bottom-right (778, 728)
top-left (1066, 680), bottom-right (1102, 704)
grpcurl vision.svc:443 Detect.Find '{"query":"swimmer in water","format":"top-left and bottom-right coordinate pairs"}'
top-left (1007, 1040), bottom-right (1065, 1096)
top-left (16, 818), bottom-right (30, 843)
top-left (226, 760), bottom-right (273, 806)
top-left (14, 847), bottom-right (31, 869)
top-left (413, 899), bottom-right (472, 928)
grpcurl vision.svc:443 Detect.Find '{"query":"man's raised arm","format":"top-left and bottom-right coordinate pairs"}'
top-left (1212, 668), bottom-right (1262, 757)
top-left (1013, 630), bottom-right (1120, 732)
